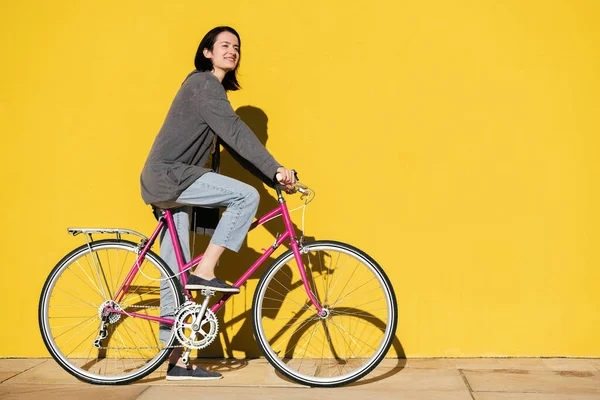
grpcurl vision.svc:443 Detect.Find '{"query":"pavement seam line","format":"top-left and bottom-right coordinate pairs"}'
top-left (0, 359), bottom-right (49, 384)
top-left (134, 385), bottom-right (152, 399)
top-left (458, 368), bottom-right (476, 400)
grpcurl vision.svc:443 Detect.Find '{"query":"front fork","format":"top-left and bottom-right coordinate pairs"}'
top-left (277, 188), bottom-right (325, 316)
top-left (291, 239), bottom-right (325, 316)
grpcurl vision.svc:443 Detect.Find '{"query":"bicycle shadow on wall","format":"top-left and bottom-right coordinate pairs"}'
top-left (189, 106), bottom-right (406, 383)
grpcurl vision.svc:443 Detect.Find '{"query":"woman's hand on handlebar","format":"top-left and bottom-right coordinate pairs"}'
top-left (276, 167), bottom-right (296, 193)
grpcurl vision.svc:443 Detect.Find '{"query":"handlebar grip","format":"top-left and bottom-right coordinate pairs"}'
top-left (275, 169), bottom-right (299, 184)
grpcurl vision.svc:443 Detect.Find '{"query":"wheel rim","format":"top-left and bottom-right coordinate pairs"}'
top-left (40, 241), bottom-right (179, 382)
top-left (254, 243), bottom-right (396, 385)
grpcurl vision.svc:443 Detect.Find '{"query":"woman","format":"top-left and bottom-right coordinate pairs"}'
top-left (140, 26), bottom-right (295, 380)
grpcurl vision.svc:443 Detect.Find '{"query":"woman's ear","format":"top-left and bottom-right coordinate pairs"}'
top-left (203, 48), bottom-right (212, 59)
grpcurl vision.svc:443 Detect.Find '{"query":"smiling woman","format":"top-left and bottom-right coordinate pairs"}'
top-left (139, 26), bottom-right (297, 380)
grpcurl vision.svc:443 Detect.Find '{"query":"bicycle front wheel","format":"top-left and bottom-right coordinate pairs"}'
top-left (39, 239), bottom-right (182, 384)
top-left (253, 240), bottom-right (397, 387)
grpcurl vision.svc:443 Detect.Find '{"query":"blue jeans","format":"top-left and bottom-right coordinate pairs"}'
top-left (159, 172), bottom-right (260, 343)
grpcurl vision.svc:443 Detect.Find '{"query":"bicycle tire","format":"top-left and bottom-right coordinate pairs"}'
top-left (252, 240), bottom-right (397, 387)
top-left (39, 239), bottom-right (183, 385)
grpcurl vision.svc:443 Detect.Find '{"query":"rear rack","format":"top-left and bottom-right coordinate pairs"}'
top-left (67, 228), bottom-right (148, 241)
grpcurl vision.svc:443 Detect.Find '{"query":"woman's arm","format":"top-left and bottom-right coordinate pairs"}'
top-left (198, 93), bottom-right (282, 182)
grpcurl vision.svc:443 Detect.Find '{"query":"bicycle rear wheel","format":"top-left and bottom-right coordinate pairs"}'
top-left (253, 240), bottom-right (397, 387)
top-left (39, 239), bottom-right (182, 384)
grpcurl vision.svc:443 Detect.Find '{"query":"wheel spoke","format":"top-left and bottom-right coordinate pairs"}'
top-left (51, 314), bottom-right (97, 340)
top-left (330, 276), bottom-right (377, 309)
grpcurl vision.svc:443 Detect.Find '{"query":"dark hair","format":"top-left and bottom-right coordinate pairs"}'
top-left (194, 26), bottom-right (241, 91)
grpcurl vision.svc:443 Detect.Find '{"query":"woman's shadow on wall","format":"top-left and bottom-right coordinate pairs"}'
top-left (190, 105), bottom-right (308, 359)
top-left (190, 106), bottom-right (405, 381)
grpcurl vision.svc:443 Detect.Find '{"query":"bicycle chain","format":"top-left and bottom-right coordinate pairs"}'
top-left (119, 304), bottom-right (180, 315)
top-left (94, 340), bottom-right (185, 350)
top-left (94, 303), bottom-right (200, 350)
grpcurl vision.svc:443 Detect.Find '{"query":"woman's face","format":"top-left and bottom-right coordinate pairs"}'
top-left (204, 31), bottom-right (240, 74)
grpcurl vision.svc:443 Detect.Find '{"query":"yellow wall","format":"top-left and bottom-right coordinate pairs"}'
top-left (1, 0), bottom-right (599, 357)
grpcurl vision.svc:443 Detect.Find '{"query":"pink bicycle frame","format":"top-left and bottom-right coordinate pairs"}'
top-left (111, 199), bottom-right (323, 325)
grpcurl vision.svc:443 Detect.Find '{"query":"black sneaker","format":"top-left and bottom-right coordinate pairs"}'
top-left (166, 364), bottom-right (222, 381)
top-left (185, 275), bottom-right (240, 293)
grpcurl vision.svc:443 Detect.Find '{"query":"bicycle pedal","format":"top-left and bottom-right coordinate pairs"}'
top-left (200, 289), bottom-right (215, 297)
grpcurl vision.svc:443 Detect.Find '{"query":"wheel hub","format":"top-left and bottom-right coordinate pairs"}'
top-left (98, 300), bottom-right (122, 324)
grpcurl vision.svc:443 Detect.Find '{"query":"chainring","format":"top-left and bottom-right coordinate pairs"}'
top-left (174, 303), bottom-right (219, 350)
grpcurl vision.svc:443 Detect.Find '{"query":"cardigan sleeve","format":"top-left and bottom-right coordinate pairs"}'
top-left (196, 88), bottom-right (282, 182)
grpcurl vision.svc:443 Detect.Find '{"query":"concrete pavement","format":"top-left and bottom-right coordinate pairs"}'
top-left (1, 358), bottom-right (599, 399)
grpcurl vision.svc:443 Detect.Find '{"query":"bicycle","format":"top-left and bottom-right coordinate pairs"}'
top-left (38, 178), bottom-right (398, 387)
